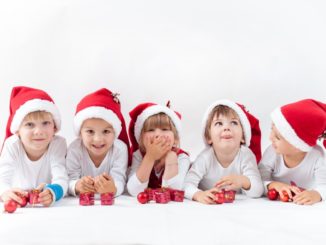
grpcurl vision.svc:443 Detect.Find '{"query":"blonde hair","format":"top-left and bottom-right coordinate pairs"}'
top-left (139, 113), bottom-right (179, 153)
top-left (204, 105), bottom-right (243, 144)
top-left (22, 111), bottom-right (56, 129)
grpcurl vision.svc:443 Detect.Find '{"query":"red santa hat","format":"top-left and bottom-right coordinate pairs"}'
top-left (202, 99), bottom-right (262, 162)
top-left (271, 99), bottom-right (326, 151)
top-left (129, 102), bottom-right (182, 152)
top-left (5, 86), bottom-right (61, 140)
top-left (74, 88), bottom-right (130, 150)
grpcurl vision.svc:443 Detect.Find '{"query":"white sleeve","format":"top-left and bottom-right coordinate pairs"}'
top-left (66, 141), bottom-right (83, 196)
top-left (313, 154), bottom-right (326, 201)
top-left (162, 153), bottom-right (191, 190)
top-left (258, 146), bottom-right (276, 194)
top-left (109, 141), bottom-right (128, 197)
top-left (49, 137), bottom-right (69, 197)
top-left (0, 137), bottom-right (17, 196)
top-left (126, 151), bottom-right (148, 196)
top-left (184, 153), bottom-right (207, 200)
top-left (240, 150), bottom-right (264, 198)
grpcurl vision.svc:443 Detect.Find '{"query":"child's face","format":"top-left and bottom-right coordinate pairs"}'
top-left (269, 124), bottom-right (302, 155)
top-left (208, 113), bottom-right (244, 152)
top-left (18, 113), bottom-right (56, 160)
top-left (80, 118), bottom-right (115, 161)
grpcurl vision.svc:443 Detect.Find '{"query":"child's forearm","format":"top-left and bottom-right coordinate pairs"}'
top-left (136, 155), bottom-right (156, 183)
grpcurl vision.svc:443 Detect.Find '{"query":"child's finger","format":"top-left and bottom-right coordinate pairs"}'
top-left (36, 183), bottom-right (46, 191)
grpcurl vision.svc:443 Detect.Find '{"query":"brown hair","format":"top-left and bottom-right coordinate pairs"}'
top-left (204, 105), bottom-right (242, 144)
top-left (139, 113), bottom-right (179, 153)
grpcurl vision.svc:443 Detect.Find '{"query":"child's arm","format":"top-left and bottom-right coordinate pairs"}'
top-left (162, 152), bottom-right (191, 190)
top-left (103, 140), bottom-right (128, 196)
top-left (293, 155), bottom-right (326, 205)
top-left (184, 154), bottom-right (208, 201)
top-left (48, 137), bottom-right (69, 203)
top-left (136, 135), bottom-right (171, 182)
top-left (66, 139), bottom-right (91, 196)
top-left (0, 136), bottom-right (21, 201)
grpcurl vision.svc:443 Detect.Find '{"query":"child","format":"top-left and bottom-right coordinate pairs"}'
top-left (259, 99), bottom-right (326, 205)
top-left (66, 88), bottom-right (130, 197)
top-left (0, 86), bottom-right (68, 207)
top-left (184, 99), bottom-right (264, 204)
top-left (127, 102), bottom-right (190, 196)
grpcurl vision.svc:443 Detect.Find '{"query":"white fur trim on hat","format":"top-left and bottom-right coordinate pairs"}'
top-left (10, 99), bottom-right (61, 133)
top-left (271, 107), bottom-right (312, 152)
top-left (202, 99), bottom-right (251, 146)
top-left (74, 106), bottom-right (122, 137)
top-left (134, 105), bottom-right (181, 143)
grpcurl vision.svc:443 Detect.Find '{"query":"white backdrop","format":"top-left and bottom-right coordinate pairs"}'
top-left (1, 0), bottom-right (325, 161)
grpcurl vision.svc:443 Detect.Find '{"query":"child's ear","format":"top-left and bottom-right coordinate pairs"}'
top-left (240, 138), bottom-right (245, 144)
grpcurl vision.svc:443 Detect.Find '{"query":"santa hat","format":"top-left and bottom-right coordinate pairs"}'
top-left (202, 99), bottom-right (262, 162)
top-left (5, 86), bottom-right (61, 140)
top-left (271, 99), bottom-right (326, 152)
top-left (74, 88), bottom-right (129, 150)
top-left (129, 102), bottom-right (181, 152)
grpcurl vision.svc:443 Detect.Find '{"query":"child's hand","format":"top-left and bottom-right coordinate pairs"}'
top-left (144, 135), bottom-right (172, 161)
top-left (165, 151), bottom-right (178, 166)
top-left (292, 190), bottom-right (321, 205)
top-left (215, 175), bottom-right (250, 190)
top-left (75, 176), bottom-right (96, 194)
top-left (39, 188), bottom-right (53, 207)
top-left (0, 188), bottom-right (27, 204)
top-left (193, 188), bottom-right (219, 204)
top-left (268, 181), bottom-right (301, 200)
top-left (94, 173), bottom-right (117, 194)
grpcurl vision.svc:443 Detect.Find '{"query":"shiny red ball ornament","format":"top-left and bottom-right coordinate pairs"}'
top-left (267, 188), bottom-right (279, 201)
top-left (137, 192), bottom-right (149, 204)
top-left (4, 200), bottom-right (18, 213)
top-left (280, 191), bottom-right (290, 202)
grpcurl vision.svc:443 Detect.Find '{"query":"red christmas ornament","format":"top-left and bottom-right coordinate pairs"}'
top-left (267, 188), bottom-right (279, 201)
top-left (137, 192), bottom-right (149, 204)
top-left (4, 200), bottom-right (18, 213)
top-left (280, 191), bottom-right (290, 202)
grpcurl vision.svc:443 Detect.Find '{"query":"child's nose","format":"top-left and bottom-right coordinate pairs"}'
top-left (33, 126), bottom-right (43, 134)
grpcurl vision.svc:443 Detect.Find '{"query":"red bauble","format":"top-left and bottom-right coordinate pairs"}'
top-left (137, 192), bottom-right (149, 204)
top-left (4, 200), bottom-right (18, 213)
top-left (267, 188), bottom-right (279, 201)
top-left (280, 191), bottom-right (290, 202)
top-left (19, 196), bottom-right (28, 208)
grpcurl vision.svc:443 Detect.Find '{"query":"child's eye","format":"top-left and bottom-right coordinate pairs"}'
top-left (231, 120), bottom-right (239, 126)
top-left (103, 129), bottom-right (112, 134)
top-left (86, 130), bottom-right (94, 134)
top-left (162, 128), bottom-right (170, 131)
top-left (214, 121), bottom-right (223, 126)
top-left (24, 122), bottom-right (34, 128)
top-left (42, 121), bottom-right (52, 126)
top-left (147, 128), bottom-right (155, 132)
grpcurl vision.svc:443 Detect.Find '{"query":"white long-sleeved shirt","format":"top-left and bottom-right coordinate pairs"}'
top-left (127, 149), bottom-right (191, 196)
top-left (66, 138), bottom-right (128, 197)
top-left (258, 145), bottom-right (326, 200)
top-left (0, 135), bottom-right (68, 197)
top-left (184, 146), bottom-right (264, 200)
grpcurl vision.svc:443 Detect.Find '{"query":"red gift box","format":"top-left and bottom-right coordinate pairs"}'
top-left (224, 190), bottom-right (236, 203)
top-left (215, 191), bottom-right (225, 204)
top-left (79, 192), bottom-right (95, 206)
top-left (29, 189), bottom-right (40, 205)
top-left (100, 192), bottom-right (114, 205)
top-left (153, 188), bottom-right (171, 204)
top-left (169, 189), bottom-right (185, 202)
